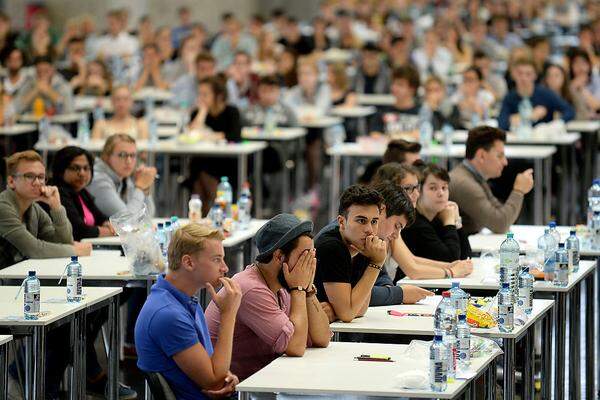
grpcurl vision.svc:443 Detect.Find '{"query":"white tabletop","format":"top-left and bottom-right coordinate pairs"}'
top-left (237, 341), bottom-right (501, 399)
top-left (83, 218), bottom-right (267, 248)
top-left (74, 95), bottom-right (112, 112)
top-left (566, 120), bottom-right (600, 133)
top-left (0, 250), bottom-right (137, 281)
top-left (0, 123), bottom-right (37, 136)
top-left (242, 127), bottom-right (307, 141)
top-left (0, 334), bottom-right (12, 346)
top-left (320, 48), bottom-right (355, 63)
top-left (450, 129), bottom-right (580, 145)
top-left (132, 88), bottom-right (173, 102)
top-left (19, 113), bottom-right (86, 124)
top-left (298, 116), bottom-right (342, 128)
top-left (330, 299), bottom-right (553, 340)
top-left (356, 94), bottom-right (395, 106)
top-left (327, 142), bottom-right (557, 160)
top-left (0, 286), bottom-right (122, 326)
top-left (469, 225), bottom-right (600, 257)
top-left (330, 106), bottom-right (376, 118)
top-left (35, 138), bottom-right (268, 156)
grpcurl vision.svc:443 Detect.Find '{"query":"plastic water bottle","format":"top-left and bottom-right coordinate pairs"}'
top-left (499, 232), bottom-right (519, 300)
top-left (517, 264), bottom-right (533, 314)
top-left (456, 314), bottom-right (470, 371)
top-left (554, 243), bottom-right (568, 287)
top-left (436, 291), bottom-right (457, 382)
top-left (209, 204), bottom-right (224, 230)
top-left (66, 256), bottom-right (83, 302)
top-left (156, 223), bottom-right (167, 260)
top-left (418, 104), bottom-right (433, 150)
top-left (77, 115), bottom-right (90, 143)
top-left (449, 282), bottom-right (468, 316)
top-left (548, 221), bottom-right (561, 244)
top-left (38, 117), bottom-right (50, 142)
top-left (93, 103), bottom-right (105, 123)
top-left (517, 97), bottom-right (533, 138)
top-left (263, 108), bottom-right (277, 134)
top-left (170, 216), bottom-right (180, 231)
top-left (148, 116), bottom-right (158, 146)
top-left (430, 334), bottom-right (448, 392)
top-left (237, 189), bottom-right (252, 230)
top-left (441, 123), bottom-right (453, 154)
top-left (565, 230), bottom-right (580, 273)
top-left (217, 177), bottom-right (233, 218)
top-left (591, 211), bottom-right (600, 250)
top-left (538, 229), bottom-right (557, 282)
top-left (498, 282), bottom-right (514, 332)
top-left (24, 271), bottom-right (40, 320)
top-left (587, 179), bottom-right (600, 229)
top-left (188, 194), bottom-right (203, 223)
top-left (164, 221), bottom-right (173, 249)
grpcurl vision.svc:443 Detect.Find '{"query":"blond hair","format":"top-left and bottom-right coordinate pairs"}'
top-left (101, 133), bottom-right (136, 160)
top-left (168, 223), bottom-right (224, 271)
top-left (5, 150), bottom-right (43, 176)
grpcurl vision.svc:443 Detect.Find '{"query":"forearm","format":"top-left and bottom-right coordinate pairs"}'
top-left (286, 291), bottom-right (308, 356)
top-left (210, 314), bottom-right (236, 382)
top-left (369, 285), bottom-right (404, 306)
top-left (306, 294), bottom-right (330, 347)
top-left (349, 267), bottom-right (380, 316)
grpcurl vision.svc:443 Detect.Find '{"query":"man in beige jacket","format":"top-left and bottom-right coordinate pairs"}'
top-left (449, 126), bottom-right (534, 235)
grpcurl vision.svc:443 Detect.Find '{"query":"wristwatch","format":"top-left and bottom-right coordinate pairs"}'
top-left (305, 284), bottom-right (317, 297)
top-left (290, 286), bottom-right (307, 293)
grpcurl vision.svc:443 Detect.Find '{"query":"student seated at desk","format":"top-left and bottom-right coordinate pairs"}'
top-left (136, 224), bottom-right (241, 400)
top-left (91, 85), bottom-right (149, 140)
top-left (359, 139), bottom-right (421, 185)
top-left (449, 126), bottom-right (534, 235)
top-left (205, 214), bottom-right (330, 381)
top-left (371, 163), bottom-right (473, 281)
top-left (0, 150), bottom-right (91, 269)
top-left (401, 163), bottom-right (472, 262)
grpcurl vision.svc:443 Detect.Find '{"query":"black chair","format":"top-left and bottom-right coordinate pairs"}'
top-left (143, 371), bottom-right (176, 400)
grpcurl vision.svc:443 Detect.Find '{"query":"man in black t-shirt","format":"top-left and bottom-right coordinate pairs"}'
top-left (314, 185), bottom-right (387, 323)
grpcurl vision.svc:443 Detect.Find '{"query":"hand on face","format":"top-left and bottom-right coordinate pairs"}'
top-left (206, 277), bottom-right (242, 318)
top-left (37, 185), bottom-right (61, 209)
top-left (283, 248), bottom-right (316, 289)
top-left (349, 234), bottom-right (387, 265)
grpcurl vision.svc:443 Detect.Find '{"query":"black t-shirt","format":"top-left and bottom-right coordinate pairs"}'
top-left (314, 223), bottom-right (370, 303)
top-left (363, 74), bottom-right (378, 95)
top-left (189, 105), bottom-right (242, 142)
top-left (371, 103), bottom-right (421, 133)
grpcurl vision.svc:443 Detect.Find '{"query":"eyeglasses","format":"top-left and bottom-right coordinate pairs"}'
top-left (13, 173), bottom-right (47, 184)
top-left (66, 165), bottom-right (91, 173)
top-left (401, 184), bottom-right (421, 194)
top-left (114, 152), bottom-right (137, 160)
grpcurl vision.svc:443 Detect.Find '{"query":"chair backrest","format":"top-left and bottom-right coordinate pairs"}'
top-left (143, 371), bottom-right (176, 400)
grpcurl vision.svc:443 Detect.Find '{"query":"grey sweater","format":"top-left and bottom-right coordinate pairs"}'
top-left (0, 189), bottom-right (74, 268)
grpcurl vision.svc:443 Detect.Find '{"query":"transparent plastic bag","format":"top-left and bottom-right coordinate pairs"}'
top-left (109, 205), bottom-right (165, 276)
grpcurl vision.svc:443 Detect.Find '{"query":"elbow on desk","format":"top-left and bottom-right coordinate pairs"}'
top-left (285, 345), bottom-right (306, 357)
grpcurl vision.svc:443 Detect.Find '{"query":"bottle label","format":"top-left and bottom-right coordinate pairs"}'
top-left (517, 286), bottom-right (532, 309)
top-left (24, 292), bottom-right (40, 313)
top-left (189, 210), bottom-right (201, 223)
top-left (458, 338), bottom-right (470, 359)
top-left (67, 276), bottom-right (82, 297)
top-left (498, 304), bottom-right (513, 327)
top-left (431, 360), bottom-right (446, 383)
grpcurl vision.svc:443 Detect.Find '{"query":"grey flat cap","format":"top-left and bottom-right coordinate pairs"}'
top-left (255, 214), bottom-right (313, 260)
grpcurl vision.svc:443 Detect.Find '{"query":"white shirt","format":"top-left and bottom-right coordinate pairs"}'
top-left (96, 31), bottom-right (139, 58)
top-left (411, 46), bottom-right (453, 80)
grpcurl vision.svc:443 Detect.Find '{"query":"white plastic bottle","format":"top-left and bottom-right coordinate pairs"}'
top-left (430, 334), bottom-right (448, 392)
top-left (188, 194), bottom-right (203, 223)
top-left (456, 314), bottom-right (471, 371)
top-left (24, 271), bottom-right (41, 320)
top-left (66, 256), bottom-right (83, 302)
top-left (498, 282), bottom-right (514, 333)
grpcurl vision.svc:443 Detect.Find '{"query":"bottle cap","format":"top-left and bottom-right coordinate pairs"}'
top-left (549, 221), bottom-right (556, 228)
top-left (507, 231), bottom-right (513, 238)
top-left (71, 256), bottom-right (78, 261)
top-left (165, 221), bottom-right (171, 227)
top-left (221, 176), bottom-right (228, 182)
top-left (28, 271), bottom-right (35, 277)
top-left (171, 216), bottom-right (178, 222)
top-left (502, 282), bottom-right (509, 288)
top-left (451, 282), bottom-right (459, 288)
top-left (157, 222), bottom-right (164, 229)
top-left (191, 194), bottom-right (199, 200)
top-left (434, 334), bottom-right (443, 341)
top-left (570, 229), bottom-right (576, 235)
top-left (458, 314), bottom-right (466, 321)
top-left (559, 243), bottom-right (564, 248)
top-left (442, 291), bottom-right (451, 297)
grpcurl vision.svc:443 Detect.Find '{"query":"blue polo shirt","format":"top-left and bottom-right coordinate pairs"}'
top-left (135, 275), bottom-right (213, 400)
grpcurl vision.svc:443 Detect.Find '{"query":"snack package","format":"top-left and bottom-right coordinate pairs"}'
top-left (466, 302), bottom-right (497, 328)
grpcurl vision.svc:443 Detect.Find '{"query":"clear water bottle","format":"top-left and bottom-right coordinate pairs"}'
top-left (517, 97), bottom-right (533, 138)
top-left (208, 204), bottom-right (224, 230)
top-left (437, 291), bottom-right (457, 383)
top-left (238, 194), bottom-right (252, 230)
top-left (498, 282), bottom-right (514, 332)
top-left (418, 104), bottom-right (433, 150)
top-left (441, 123), bottom-right (453, 154)
top-left (217, 177), bottom-right (233, 218)
top-left (449, 282), bottom-right (468, 316)
top-left (554, 243), bottom-right (569, 287)
top-left (66, 256), bottom-right (83, 302)
top-left (565, 230), bottom-right (580, 273)
top-left (93, 103), bottom-right (105, 123)
top-left (499, 232), bottom-right (519, 300)
top-left (263, 108), bottom-right (277, 134)
top-left (430, 334), bottom-right (448, 392)
top-left (591, 211), bottom-right (600, 250)
top-left (517, 264), bottom-right (533, 314)
top-left (170, 216), bottom-right (180, 231)
top-left (155, 223), bottom-right (167, 260)
top-left (548, 221), bottom-right (561, 244)
top-left (38, 117), bottom-right (50, 142)
top-left (537, 228), bottom-right (557, 282)
top-left (77, 115), bottom-right (90, 143)
top-left (456, 313), bottom-right (470, 371)
top-left (24, 271), bottom-right (40, 320)
top-left (148, 116), bottom-right (158, 146)
top-left (587, 179), bottom-right (600, 229)
top-left (188, 194), bottom-right (203, 223)
top-left (164, 221), bottom-right (173, 249)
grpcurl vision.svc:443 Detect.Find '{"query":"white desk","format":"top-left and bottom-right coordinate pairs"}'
top-left (401, 259), bottom-right (596, 400)
top-left (320, 48), bottom-right (355, 63)
top-left (330, 105), bottom-right (376, 119)
top-left (0, 286), bottom-right (122, 400)
top-left (74, 95), bottom-right (112, 112)
top-left (326, 142), bottom-right (556, 225)
top-left (330, 300), bottom-right (553, 400)
top-left (297, 116), bottom-right (342, 129)
top-left (237, 341), bottom-right (501, 399)
top-left (0, 334), bottom-right (12, 400)
top-left (132, 88), bottom-right (173, 103)
top-left (0, 123), bottom-right (38, 155)
top-left (356, 93), bottom-right (395, 107)
top-left (19, 113), bottom-right (86, 124)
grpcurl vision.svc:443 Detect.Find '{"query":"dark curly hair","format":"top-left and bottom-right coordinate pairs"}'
top-left (338, 184), bottom-right (383, 218)
top-left (371, 180), bottom-right (415, 227)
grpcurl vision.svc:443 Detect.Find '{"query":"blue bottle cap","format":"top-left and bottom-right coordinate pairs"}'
top-left (157, 222), bottom-right (164, 229)
top-left (570, 229), bottom-right (576, 235)
top-left (501, 282), bottom-right (509, 289)
top-left (165, 221), bottom-right (171, 227)
top-left (559, 243), bottom-right (564, 248)
top-left (506, 231), bottom-right (513, 238)
top-left (28, 271), bottom-right (35, 277)
top-left (451, 282), bottom-right (459, 288)
top-left (71, 256), bottom-right (78, 261)
top-left (434, 334), bottom-right (443, 341)
top-left (549, 221), bottom-right (556, 228)
top-left (458, 314), bottom-right (466, 321)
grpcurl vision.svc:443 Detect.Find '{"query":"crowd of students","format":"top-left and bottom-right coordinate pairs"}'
top-left (1, 0), bottom-right (599, 398)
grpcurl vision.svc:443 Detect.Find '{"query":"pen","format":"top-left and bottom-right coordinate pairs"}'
top-left (387, 310), bottom-right (434, 317)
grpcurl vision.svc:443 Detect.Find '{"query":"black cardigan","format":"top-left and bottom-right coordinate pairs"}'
top-left (56, 185), bottom-right (109, 241)
top-left (401, 211), bottom-right (472, 262)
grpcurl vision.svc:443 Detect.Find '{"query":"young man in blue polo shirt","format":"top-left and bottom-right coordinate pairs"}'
top-left (135, 223), bottom-right (242, 400)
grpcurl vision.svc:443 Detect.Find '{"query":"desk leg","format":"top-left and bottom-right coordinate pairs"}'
top-left (569, 284), bottom-right (581, 399)
top-left (69, 312), bottom-right (80, 400)
top-left (254, 151), bottom-right (263, 218)
top-left (559, 146), bottom-right (568, 225)
top-left (533, 159), bottom-right (543, 225)
top-left (329, 154), bottom-right (341, 220)
top-left (502, 337), bottom-right (515, 400)
top-left (523, 326), bottom-right (534, 400)
top-left (238, 392), bottom-right (250, 400)
top-left (332, 332), bottom-right (339, 342)
top-left (238, 154), bottom-right (246, 205)
top-left (542, 304), bottom-right (553, 400)
top-left (280, 142), bottom-right (290, 213)
top-left (485, 358), bottom-right (496, 400)
top-left (295, 136), bottom-right (305, 200)
top-left (32, 327), bottom-right (45, 400)
top-left (555, 292), bottom-right (567, 400)
top-left (24, 336), bottom-right (32, 400)
top-left (586, 272), bottom-right (595, 400)
top-left (107, 294), bottom-right (121, 400)
top-left (1, 342), bottom-right (7, 400)
top-left (569, 146), bottom-right (577, 225)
